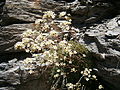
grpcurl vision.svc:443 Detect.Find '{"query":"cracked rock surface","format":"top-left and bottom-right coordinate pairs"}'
top-left (0, 0), bottom-right (120, 90)
top-left (79, 15), bottom-right (120, 90)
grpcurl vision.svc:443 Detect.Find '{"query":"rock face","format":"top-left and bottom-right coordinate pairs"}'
top-left (79, 16), bottom-right (120, 90)
top-left (0, 24), bottom-right (32, 53)
top-left (82, 16), bottom-right (120, 54)
top-left (40, 0), bottom-right (115, 24)
top-left (0, 0), bottom-right (120, 90)
top-left (0, 0), bottom-right (116, 53)
top-left (0, 0), bottom-right (6, 25)
top-left (0, 59), bottom-right (50, 90)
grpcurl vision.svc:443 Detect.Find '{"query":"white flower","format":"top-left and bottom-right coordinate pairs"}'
top-left (57, 69), bottom-right (61, 72)
top-left (83, 72), bottom-right (89, 76)
top-left (101, 53), bottom-right (106, 59)
top-left (59, 11), bottom-right (66, 17)
top-left (35, 19), bottom-right (44, 24)
top-left (24, 58), bottom-right (33, 64)
top-left (22, 29), bottom-right (33, 37)
top-left (54, 74), bottom-right (59, 78)
top-left (52, 45), bottom-right (58, 50)
top-left (43, 50), bottom-right (58, 63)
top-left (22, 38), bottom-right (32, 43)
top-left (68, 51), bottom-right (73, 56)
top-left (61, 21), bottom-right (71, 25)
top-left (81, 68), bottom-right (92, 76)
top-left (81, 71), bottom-right (83, 74)
top-left (73, 51), bottom-right (77, 54)
top-left (55, 62), bottom-right (60, 66)
top-left (45, 40), bottom-right (55, 45)
top-left (66, 83), bottom-right (74, 89)
top-left (30, 43), bottom-right (39, 52)
top-left (92, 75), bottom-right (97, 79)
top-left (60, 62), bottom-right (66, 66)
top-left (43, 51), bottom-right (50, 57)
top-left (71, 68), bottom-right (76, 72)
top-left (25, 49), bottom-right (30, 52)
top-left (43, 23), bottom-right (49, 29)
top-left (63, 56), bottom-right (66, 60)
top-left (40, 41), bottom-right (45, 47)
top-left (85, 78), bottom-right (89, 81)
top-left (89, 69), bottom-right (92, 71)
top-left (32, 54), bottom-right (39, 57)
top-left (28, 70), bottom-right (34, 74)
top-left (60, 72), bottom-right (65, 75)
top-left (45, 62), bottom-right (51, 66)
top-left (52, 51), bottom-right (58, 59)
top-left (85, 68), bottom-right (89, 72)
top-left (43, 11), bottom-right (56, 19)
top-left (65, 25), bottom-right (70, 31)
top-left (69, 60), bottom-right (72, 64)
top-left (98, 85), bottom-right (104, 89)
top-left (49, 30), bottom-right (59, 37)
top-left (83, 54), bottom-right (86, 57)
top-left (64, 16), bottom-right (72, 21)
top-left (88, 75), bottom-right (91, 77)
top-left (35, 34), bottom-right (45, 42)
top-left (59, 40), bottom-right (68, 47)
top-left (14, 42), bottom-right (25, 50)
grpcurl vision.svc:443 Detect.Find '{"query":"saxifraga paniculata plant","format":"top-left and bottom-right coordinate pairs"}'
top-left (14, 11), bottom-right (104, 90)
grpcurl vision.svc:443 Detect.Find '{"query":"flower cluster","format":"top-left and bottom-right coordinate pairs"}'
top-left (81, 68), bottom-right (97, 81)
top-left (64, 68), bottom-right (103, 90)
top-left (43, 11), bottom-right (56, 19)
top-left (15, 11), bottom-right (79, 54)
top-left (15, 11), bottom-right (104, 90)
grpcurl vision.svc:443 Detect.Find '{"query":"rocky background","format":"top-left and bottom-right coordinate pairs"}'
top-left (0, 0), bottom-right (120, 90)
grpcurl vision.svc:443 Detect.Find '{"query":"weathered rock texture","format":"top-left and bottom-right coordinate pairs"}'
top-left (0, 0), bottom-right (120, 90)
top-left (0, 59), bottom-right (50, 90)
top-left (40, 0), bottom-right (115, 24)
top-left (0, 0), bottom-right (117, 53)
top-left (79, 15), bottom-right (120, 90)
top-left (0, 0), bottom-right (6, 26)
top-left (0, 24), bottom-right (32, 53)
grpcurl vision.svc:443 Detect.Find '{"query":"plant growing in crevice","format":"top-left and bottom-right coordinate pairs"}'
top-left (14, 10), bottom-right (104, 90)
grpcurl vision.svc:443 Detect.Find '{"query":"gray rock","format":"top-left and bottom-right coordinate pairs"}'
top-left (105, 27), bottom-right (120, 39)
top-left (40, 0), bottom-right (114, 24)
top-left (94, 54), bottom-right (120, 90)
top-left (81, 16), bottom-right (120, 54)
top-left (80, 15), bottom-right (120, 90)
top-left (3, 69), bottom-right (20, 85)
top-left (0, 58), bottom-right (50, 90)
top-left (0, 0), bottom-right (6, 26)
top-left (0, 24), bottom-right (32, 53)
top-left (106, 18), bottom-right (118, 30)
top-left (105, 31), bottom-right (119, 38)
top-left (5, 0), bottom-right (42, 22)
top-left (0, 63), bottom-right (8, 70)
top-left (0, 0), bottom-right (120, 90)
top-left (0, 87), bottom-right (15, 90)
top-left (0, 0), bottom-right (116, 53)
